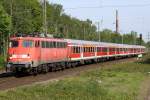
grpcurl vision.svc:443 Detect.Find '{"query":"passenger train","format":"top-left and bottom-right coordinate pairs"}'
top-left (6, 36), bottom-right (146, 74)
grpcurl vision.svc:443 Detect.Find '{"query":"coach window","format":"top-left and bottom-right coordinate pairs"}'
top-left (84, 47), bottom-right (86, 52)
top-left (120, 48), bottom-right (122, 51)
top-left (78, 47), bottom-right (80, 53)
top-left (89, 47), bottom-right (91, 52)
top-left (97, 47), bottom-right (99, 52)
top-left (83, 47), bottom-right (85, 52)
top-left (99, 47), bottom-right (101, 52)
top-left (113, 48), bottom-right (115, 52)
top-left (77, 47), bottom-right (79, 53)
top-left (90, 47), bottom-right (93, 52)
top-left (86, 47), bottom-right (88, 52)
top-left (85, 47), bottom-right (87, 52)
top-left (92, 47), bottom-right (94, 52)
top-left (73, 46), bottom-right (76, 53)
top-left (87, 47), bottom-right (90, 52)
top-left (97, 47), bottom-right (101, 52)
top-left (102, 48), bottom-right (107, 52)
top-left (22, 40), bottom-right (33, 48)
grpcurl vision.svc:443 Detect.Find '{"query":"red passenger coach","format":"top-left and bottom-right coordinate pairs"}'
top-left (6, 36), bottom-right (146, 75)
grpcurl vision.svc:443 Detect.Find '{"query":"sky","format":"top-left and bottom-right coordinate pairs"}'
top-left (48, 0), bottom-right (150, 42)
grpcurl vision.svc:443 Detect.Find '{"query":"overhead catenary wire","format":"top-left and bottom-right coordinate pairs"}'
top-left (65, 3), bottom-right (150, 9)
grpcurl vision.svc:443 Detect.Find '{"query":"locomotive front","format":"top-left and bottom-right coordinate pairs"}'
top-left (7, 37), bottom-right (35, 72)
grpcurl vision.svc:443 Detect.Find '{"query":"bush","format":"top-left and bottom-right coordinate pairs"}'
top-left (142, 53), bottom-right (150, 64)
top-left (0, 56), bottom-right (4, 69)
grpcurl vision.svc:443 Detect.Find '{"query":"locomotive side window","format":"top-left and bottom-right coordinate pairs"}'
top-left (46, 41), bottom-right (49, 48)
top-left (9, 40), bottom-right (19, 47)
top-left (35, 41), bottom-right (40, 47)
top-left (53, 42), bottom-right (56, 48)
top-left (41, 41), bottom-right (67, 48)
top-left (97, 47), bottom-right (101, 52)
top-left (22, 40), bottom-right (33, 48)
top-left (56, 42), bottom-right (67, 48)
top-left (42, 41), bottom-right (46, 48)
top-left (49, 42), bottom-right (53, 48)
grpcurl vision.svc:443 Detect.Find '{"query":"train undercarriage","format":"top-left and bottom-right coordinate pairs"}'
top-left (6, 54), bottom-right (137, 76)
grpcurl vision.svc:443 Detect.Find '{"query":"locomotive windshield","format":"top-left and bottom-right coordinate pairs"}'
top-left (22, 40), bottom-right (33, 48)
top-left (9, 40), bottom-right (19, 47)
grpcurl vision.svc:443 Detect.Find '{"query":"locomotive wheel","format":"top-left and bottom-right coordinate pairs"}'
top-left (66, 62), bottom-right (71, 68)
top-left (71, 62), bottom-right (76, 68)
top-left (43, 65), bottom-right (49, 73)
top-left (61, 62), bottom-right (65, 71)
top-left (31, 67), bottom-right (38, 76)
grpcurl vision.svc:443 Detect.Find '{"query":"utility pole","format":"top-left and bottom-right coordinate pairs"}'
top-left (116, 10), bottom-right (119, 33)
top-left (98, 22), bottom-right (100, 42)
top-left (43, 0), bottom-right (47, 36)
top-left (122, 34), bottom-right (124, 44)
top-left (134, 33), bottom-right (136, 45)
top-left (147, 32), bottom-right (150, 42)
top-left (96, 21), bottom-right (102, 42)
top-left (83, 25), bottom-right (85, 40)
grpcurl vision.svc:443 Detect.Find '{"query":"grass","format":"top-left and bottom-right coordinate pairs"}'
top-left (0, 55), bottom-right (150, 100)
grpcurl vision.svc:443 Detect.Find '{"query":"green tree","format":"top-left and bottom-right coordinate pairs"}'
top-left (0, 3), bottom-right (11, 56)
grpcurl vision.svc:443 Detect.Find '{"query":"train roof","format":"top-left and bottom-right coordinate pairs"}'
top-left (65, 39), bottom-right (146, 48)
top-left (10, 37), bottom-right (145, 49)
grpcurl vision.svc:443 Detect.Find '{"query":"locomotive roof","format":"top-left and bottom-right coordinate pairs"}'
top-left (10, 37), bottom-right (66, 42)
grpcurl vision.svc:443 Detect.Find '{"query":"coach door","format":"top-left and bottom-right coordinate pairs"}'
top-left (81, 46), bottom-right (83, 59)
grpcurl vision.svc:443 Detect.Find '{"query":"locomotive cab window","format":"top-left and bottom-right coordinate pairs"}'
top-left (22, 40), bottom-right (33, 48)
top-left (9, 40), bottom-right (19, 48)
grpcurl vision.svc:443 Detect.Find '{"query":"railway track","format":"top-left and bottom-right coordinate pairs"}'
top-left (0, 57), bottom-right (137, 91)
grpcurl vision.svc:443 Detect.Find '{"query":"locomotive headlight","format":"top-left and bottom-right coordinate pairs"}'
top-left (7, 63), bottom-right (11, 68)
top-left (9, 54), bottom-right (17, 59)
top-left (21, 54), bottom-right (30, 58)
